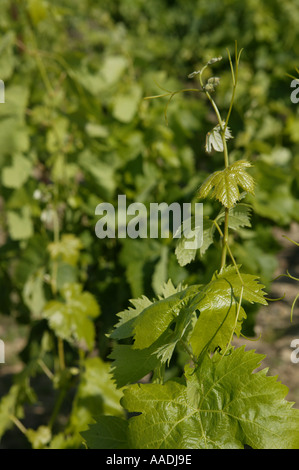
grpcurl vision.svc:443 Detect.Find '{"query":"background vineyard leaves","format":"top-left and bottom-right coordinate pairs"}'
top-left (1, 0), bottom-right (299, 448)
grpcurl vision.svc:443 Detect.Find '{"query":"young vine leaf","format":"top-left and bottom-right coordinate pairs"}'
top-left (109, 343), bottom-right (161, 389)
top-left (174, 215), bottom-right (207, 266)
top-left (198, 160), bottom-right (255, 208)
top-left (109, 282), bottom-right (188, 387)
top-left (114, 265), bottom-right (267, 372)
top-left (189, 265), bottom-right (267, 357)
top-left (132, 285), bottom-right (201, 350)
top-left (109, 296), bottom-right (153, 341)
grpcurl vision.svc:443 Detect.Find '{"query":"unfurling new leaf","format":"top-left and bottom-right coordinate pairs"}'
top-left (205, 122), bottom-right (233, 153)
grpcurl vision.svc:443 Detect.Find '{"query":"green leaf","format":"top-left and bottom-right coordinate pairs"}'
top-left (46, 117), bottom-right (69, 153)
top-left (132, 285), bottom-right (201, 350)
top-left (190, 300), bottom-right (246, 358)
top-left (249, 160), bottom-right (299, 225)
top-left (175, 217), bottom-right (215, 266)
top-left (85, 122), bottom-right (109, 138)
top-left (101, 56), bottom-right (128, 85)
top-left (26, 426), bottom-right (51, 449)
top-left (55, 262), bottom-right (78, 290)
top-left (132, 265), bottom-right (266, 358)
top-left (27, 0), bottom-right (48, 25)
top-left (109, 284), bottom-right (194, 384)
top-left (215, 265), bottom-right (268, 305)
top-left (0, 119), bottom-right (29, 155)
top-left (81, 416), bottom-right (129, 449)
top-left (2, 154), bottom-right (32, 189)
top-left (123, 347), bottom-right (299, 449)
top-left (199, 217), bottom-right (215, 256)
top-left (78, 150), bottom-right (116, 198)
top-left (0, 84), bottom-right (29, 119)
top-left (109, 296), bottom-right (153, 340)
top-left (48, 234), bottom-right (83, 266)
top-left (174, 216), bottom-right (204, 266)
top-left (119, 239), bottom-right (162, 298)
top-left (175, 205), bottom-right (252, 266)
top-left (190, 265), bottom-right (267, 357)
top-left (14, 235), bottom-right (48, 285)
top-left (152, 296), bottom-right (198, 365)
top-left (158, 279), bottom-right (182, 299)
top-left (216, 203), bottom-right (252, 231)
top-left (0, 32), bottom-right (17, 80)
top-left (48, 433), bottom-right (82, 450)
top-left (23, 267), bottom-right (46, 318)
top-left (42, 283), bottom-right (100, 350)
top-left (69, 357), bottom-right (124, 431)
top-left (198, 160), bottom-right (255, 208)
top-left (109, 343), bottom-right (161, 388)
top-left (113, 85), bottom-right (142, 123)
top-left (7, 207), bottom-right (33, 240)
top-left (111, 296), bottom-right (195, 381)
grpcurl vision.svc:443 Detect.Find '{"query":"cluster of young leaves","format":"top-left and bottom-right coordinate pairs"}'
top-left (84, 275), bottom-right (299, 449)
top-left (1, 0), bottom-right (299, 449)
top-left (82, 51), bottom-right (299, 449)
top-left (107, 265), bottom-right (267, 385)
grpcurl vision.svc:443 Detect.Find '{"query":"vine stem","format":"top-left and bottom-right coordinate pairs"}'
top-left (9, 415), bottom-right (28, 436)
top-left (213, 220), bottom-right (244, 286)
top-left (58, 338), bottom-right (66, 371)
top-left (38, 359), bottom-right (54, 380)
top-left (220, 209), bottom-right (229, 271)
top-left (224, 42), bottom-right (243, 131)
top-left (199, 69), bottom-right (230, 269)
top-left (48, 388), bottom-right (67, 430)
top-left (223, 285), bottom-right (244, 359)
top-left (152, 363), bottom-right (166, 384)
top-left (179, 339), bottom-right (197, 364)
top-left (51, 209), bottom-right (66, 371)
top-left (199, 44), bottom-right (242, 272)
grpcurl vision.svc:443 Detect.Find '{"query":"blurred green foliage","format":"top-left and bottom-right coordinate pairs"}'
top-left (1, 0), bottom-right (299, 448)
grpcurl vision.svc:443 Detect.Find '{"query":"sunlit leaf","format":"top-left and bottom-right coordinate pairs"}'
top-left (70, 357), bottom-right (124, 431)
top-left (42, 283), bottom-right (100, 350)
top-left (123, 347), bottom-right (299, 449)
top-left (2, 155), bottom-right (32, 189)
top-left (198, 160), bottom-right (255, 208)
top-left (48, 234), bottom-right (83, 266)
